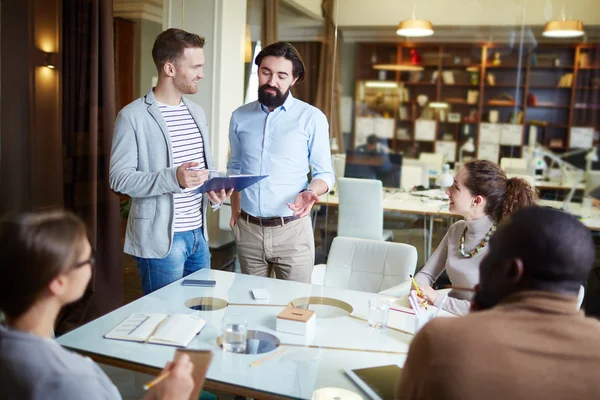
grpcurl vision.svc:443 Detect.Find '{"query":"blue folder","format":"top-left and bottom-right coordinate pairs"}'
top-left (193, 175), bottom-right (268, 194)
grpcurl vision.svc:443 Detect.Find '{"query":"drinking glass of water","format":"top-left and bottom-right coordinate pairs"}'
top-left (221, 315), bottom-right (247, 353)
top-left (368, 297), bottom-right (390, 329)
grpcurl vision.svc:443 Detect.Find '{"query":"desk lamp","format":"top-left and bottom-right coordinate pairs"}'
top-left (458, 138), bottom-right (475, 166)
top-left (528, 147), bottom-right (548, 179)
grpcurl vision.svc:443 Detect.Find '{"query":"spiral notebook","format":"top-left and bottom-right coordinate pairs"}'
top-left (104, 313), bottom-right (206, 347)
top-left (345, 364), bottom-right (402, 400)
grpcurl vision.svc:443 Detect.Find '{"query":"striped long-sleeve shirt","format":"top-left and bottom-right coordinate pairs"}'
top-left (158, 101), bottom-right (206, 232)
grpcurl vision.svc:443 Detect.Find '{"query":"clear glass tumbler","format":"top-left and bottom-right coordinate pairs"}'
top-left (367, 297), bottom-right (390, 329)
top-left (221, 315), bottom-right (247, 353)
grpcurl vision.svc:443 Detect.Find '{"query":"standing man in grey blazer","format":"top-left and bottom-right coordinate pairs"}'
top-left (110, 28), bottom-right (232, 295)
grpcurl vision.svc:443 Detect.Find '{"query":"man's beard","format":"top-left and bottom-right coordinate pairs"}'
top-left (174, 75), bottom-right (197, 95)
top-left (258, 84), bottom-right (289, 108)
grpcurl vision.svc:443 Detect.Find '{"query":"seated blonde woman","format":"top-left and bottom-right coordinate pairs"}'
top-left (0, 210), bottom-right (195, 400)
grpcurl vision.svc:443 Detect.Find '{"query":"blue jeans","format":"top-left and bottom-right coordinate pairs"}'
top-left (135, 227), bottom-right (210, 295)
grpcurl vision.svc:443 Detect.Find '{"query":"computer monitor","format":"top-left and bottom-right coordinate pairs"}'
top-left (344, 151), bottom-right (403, 188)
top-left (563, 147), bottom-right (600, 171)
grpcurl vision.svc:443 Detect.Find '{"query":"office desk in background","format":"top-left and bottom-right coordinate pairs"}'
top-left (319, 190), bottom-right (600, 260)
top-left (57, 269), bottom-right (449, 400)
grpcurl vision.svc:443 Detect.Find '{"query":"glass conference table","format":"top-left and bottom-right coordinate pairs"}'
top-left (57, 269), bottom-right (451, 399)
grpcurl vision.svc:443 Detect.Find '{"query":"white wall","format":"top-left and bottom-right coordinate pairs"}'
top-left (135, 19), bottom-right (163, 98)
top-left (282, 0), bottom-right (322, 20)
top-left (337, 0), bottom-right (600, 26)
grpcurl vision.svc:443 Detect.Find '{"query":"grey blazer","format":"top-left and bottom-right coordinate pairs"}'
top-left (109, 88), bottom-right (215, 258)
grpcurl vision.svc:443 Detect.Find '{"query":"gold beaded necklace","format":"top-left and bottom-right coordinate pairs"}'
top-left (459, 222), bottom-right (497, 258)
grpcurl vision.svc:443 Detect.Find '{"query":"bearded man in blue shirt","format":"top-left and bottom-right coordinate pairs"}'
top-left (227, 42), bottom-right (335, 283)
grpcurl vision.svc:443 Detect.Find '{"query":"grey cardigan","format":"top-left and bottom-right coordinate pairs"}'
top-left (109, 89), bottom-right (215, 258)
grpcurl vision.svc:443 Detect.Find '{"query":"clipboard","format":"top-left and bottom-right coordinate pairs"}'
top-left (193, 175), bottom-right (267, 193)
top-left (174, 349), bottom-right (213, 400)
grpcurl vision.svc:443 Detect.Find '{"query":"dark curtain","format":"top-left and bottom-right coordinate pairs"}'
top-left (290, 42), bottom-right (322, 106)
top-left (58, 0), bottom-right (122, 335)
top-left (315, 0), bottom-right (343, 153)
top-left (261, 0), bottom-right (279, 46)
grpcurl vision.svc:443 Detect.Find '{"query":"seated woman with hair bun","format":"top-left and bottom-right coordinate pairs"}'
top-left (412, 160), bottom-right (538, 316)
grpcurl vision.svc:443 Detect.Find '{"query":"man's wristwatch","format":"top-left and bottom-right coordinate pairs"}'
top-left (300, 188), bottom-right (314, 194)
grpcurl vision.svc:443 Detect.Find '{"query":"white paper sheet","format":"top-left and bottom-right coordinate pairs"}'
top-left (499, 124), bottom-right (523, 146)
top-left (374, 117), bottom-right (395, 139)
top-left (435, 141), bottom-right (457, 162)
top-left (477, 143), bottom-right (500, 163)
top-left (355, 117), bottom-right (375, 146)
top-left (479, 123), bottom-right (501, 144)
top-left (414, 120), bottom-right (436, 142)
top-left (570, 127), bottom-right (594, 149)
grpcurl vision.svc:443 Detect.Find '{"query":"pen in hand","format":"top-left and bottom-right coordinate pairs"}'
top-left (409, 274), bottom-right (428, 310)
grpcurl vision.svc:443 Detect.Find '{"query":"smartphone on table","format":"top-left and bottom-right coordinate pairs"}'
top-left (181, 279), bottom-right (216, 287)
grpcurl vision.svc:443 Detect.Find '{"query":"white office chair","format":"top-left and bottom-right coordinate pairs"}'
top-left (500, 157), bottom-right (528, 174)
top-left (337, 177), bottom-right (393, 241)
top-left (311, 237), bottom-right (418, 294)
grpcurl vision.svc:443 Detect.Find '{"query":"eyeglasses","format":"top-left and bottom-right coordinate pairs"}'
top-left (73, 249), bottom-right (96, 269)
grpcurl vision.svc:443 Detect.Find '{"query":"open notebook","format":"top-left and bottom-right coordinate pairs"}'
top-left (104, 313), bottom-right (206, 347)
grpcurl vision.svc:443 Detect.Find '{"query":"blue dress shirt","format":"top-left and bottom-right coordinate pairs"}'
top-left (227, 93), bottom-right (335, 217)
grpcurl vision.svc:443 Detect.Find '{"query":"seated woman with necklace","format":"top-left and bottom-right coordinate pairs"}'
top-left (0, 210), bottom-right (195, 400)
top-left (413, 160), bottom-right (538, 315)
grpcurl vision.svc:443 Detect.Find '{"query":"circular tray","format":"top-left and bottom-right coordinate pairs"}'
top-left (216, 330), bottom-right (280, 355)
top-left (288, 296), bottom-right (353, 318)
top-left (184, 297), bottom-right (229, 311)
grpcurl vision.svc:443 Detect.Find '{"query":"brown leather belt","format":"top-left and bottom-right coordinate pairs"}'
top-left (240, 210), bottom-right (296, 227)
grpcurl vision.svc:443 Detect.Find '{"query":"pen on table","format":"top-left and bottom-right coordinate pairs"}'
top-left (143, 371), bottom-right (171, 391)
top-left (250, 347), bottom-right (288, 367)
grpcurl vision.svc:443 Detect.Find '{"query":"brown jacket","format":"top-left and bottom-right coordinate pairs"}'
top-left (396, 291), bottom-right (600, 400)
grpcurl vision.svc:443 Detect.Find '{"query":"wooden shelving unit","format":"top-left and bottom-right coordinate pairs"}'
top-left (353, 42), bottom-right (600, 163)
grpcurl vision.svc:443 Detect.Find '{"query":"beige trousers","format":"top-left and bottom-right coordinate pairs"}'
top-left (233, 215), bottom-right (315, 283)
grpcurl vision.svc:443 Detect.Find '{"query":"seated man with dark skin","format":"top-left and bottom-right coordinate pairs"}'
top-left (396, 206), bottom-right (600, 400)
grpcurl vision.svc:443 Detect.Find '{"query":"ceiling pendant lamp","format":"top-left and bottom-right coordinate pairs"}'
top-left (543, 20), bottom-right (584, 38)
top-left (542, 5), bottom-right (584, 38)
top-left (372, 64), bottom-right (424, 72)
top-left (396, 5), bottom-right (434, 37)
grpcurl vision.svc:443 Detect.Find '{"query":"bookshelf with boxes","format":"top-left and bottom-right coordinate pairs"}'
top-left (352, 42), bottom-right (599, 165)
top-left (571, 44), bottom-right (600, 150)
top-left (526, 45), bottom-right (576, 152)
top-left (437, 45), bottom-right (482, 164)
